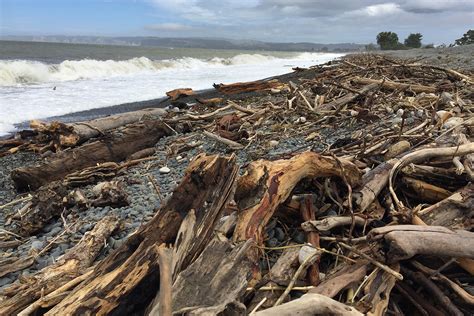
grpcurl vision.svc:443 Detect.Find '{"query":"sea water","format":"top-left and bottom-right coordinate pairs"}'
top-left (0, 40), bottom-right (344, 135)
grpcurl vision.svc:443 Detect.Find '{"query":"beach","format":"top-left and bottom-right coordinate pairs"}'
top-left (0, 45), bottom-right (473, 314)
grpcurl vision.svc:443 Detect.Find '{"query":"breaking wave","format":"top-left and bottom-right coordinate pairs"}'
top-left (0, 53), bottom-right (294, 86)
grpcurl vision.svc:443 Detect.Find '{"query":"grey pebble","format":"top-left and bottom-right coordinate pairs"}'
top-left (31, 240), bottom-right (44, 250)
top-left (292, 231), bottom-right (306, 244)
top-left (265, 237), bottom-right (279, 248)
top-left (274, 227), bottom-right (285, 242)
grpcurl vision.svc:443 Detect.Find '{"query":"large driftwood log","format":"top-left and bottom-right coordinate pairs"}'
top-left (46, 154), bottom-right (238, 315)
top-left (233, 151), bottom-right (361, 246)
top-left (368, 225), bottom-right (474, 263)
top-left (255, 293), bottom-right (363, 316)
top-left (0, 215), bottom-right (119, 316)
top-left (69, 108), bottom-right (166, 145)
top-left (11, 119), bottom-right (173, 191)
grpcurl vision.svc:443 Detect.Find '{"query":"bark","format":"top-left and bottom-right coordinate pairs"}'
top-left (233, 151), bottom-right (361, 249)
top-left (0, 216), bottom-right (119, 316)
top-left (11, 119), bottom-right (173, 191)
top-left (46, 154), bottom-right (238, 315)
top-left (255, 293), bottom-right (363, 316)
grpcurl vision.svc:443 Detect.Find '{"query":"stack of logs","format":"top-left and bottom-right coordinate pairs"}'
top-left (0, 54), bottom-right (473, 315)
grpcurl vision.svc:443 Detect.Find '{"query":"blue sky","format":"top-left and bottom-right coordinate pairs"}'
top-left (1, 0), bottom-right (473, 44)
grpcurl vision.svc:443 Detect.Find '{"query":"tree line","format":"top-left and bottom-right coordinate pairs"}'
top-left (369, 29), bottom-right (473, 51)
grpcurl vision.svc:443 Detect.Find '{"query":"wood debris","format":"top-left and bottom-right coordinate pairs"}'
top-left (0, 53), bottom-right (473, 315)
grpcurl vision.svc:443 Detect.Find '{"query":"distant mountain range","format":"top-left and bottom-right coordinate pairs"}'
top-left (0, 35), bottom-right (365, 52)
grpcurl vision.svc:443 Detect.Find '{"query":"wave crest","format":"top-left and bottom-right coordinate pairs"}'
top-left (0, 54), bottom-right (289, 86)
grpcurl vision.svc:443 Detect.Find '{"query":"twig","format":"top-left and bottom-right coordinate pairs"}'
top-left (274, 250), bottom-right (320, 306)
top-left (202, 130), bottom-right (244, 149)
top-left (338, 242), bottom-right (403, 280)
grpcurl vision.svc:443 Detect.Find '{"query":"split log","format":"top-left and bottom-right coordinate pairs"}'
top-left (352, 76), bottom-right (436, 93)
top-left (46, 154), bottom-right (238, 315)
top-left (368, 225), bottom-right (474, 263)
top-left (321, 83), bottom-right (379, 111)
top-left (170, 238), bottom-right (253, 315)
top-left (11, 119), bottom-right (173, 191)
top-left (233, 151), bottom-right (361, 250)
top-left (418, 183), bottom-right (473, 229)
top-left (213, 79), bottom-right (287, 95)
top-left (0, 255), bottom-right (35, 278)
top-left (362, 264), bottom-right (399, 316)
top-left (255, 293), bottom-right (363, 316)
top-left (0, 215), bottom-right (119, 316)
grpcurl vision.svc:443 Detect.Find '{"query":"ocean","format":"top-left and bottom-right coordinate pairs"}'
top-left (0, 40), bottom-right (344, 136)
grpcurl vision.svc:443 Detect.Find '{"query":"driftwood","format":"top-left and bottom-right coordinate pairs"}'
top-left (170, 238), bottom-right (253, 315)
top-left (11, 119), bottom-right (173, 191)
top-left (45, 154), bottom-right (237, 315)
top-left (418, 183), bottom-right (473, 228)
top-left (213, 79), bottom-right (286, 94)
top-left (321, 83), bottom-right (379, 111)
top-left (401, 176), bottom-right (452, 203)
top-left (255, 293), bottom-right (363, 316)
top-left (233, 151), bottom-right (361, 247)
top-left (166, 88), bottom-right (194, 101)
top-left (368, 225), bottom-right (474, 262)
top-left (0, 215), bottom-right (119, 316)
top-left (352, 76), bottom-right (436, 93)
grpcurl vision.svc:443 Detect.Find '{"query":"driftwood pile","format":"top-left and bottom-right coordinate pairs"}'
top-left (0, 54), bottom-right (473, 315)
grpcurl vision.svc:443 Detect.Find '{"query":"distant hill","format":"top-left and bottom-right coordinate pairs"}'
top-left (0, 35), bottom-right (365, 52)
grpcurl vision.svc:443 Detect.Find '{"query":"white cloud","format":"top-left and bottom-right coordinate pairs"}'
top-left (348, 3), bottom-right (403, 17)
top-left (145, 23), bottom-right (193, 31)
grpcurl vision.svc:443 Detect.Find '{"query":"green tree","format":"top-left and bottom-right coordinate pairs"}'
top-left (376, 32), bottom-right (399, 50)
top-left (404, 33), bottom-right (422, 48)
top-left (454, 29), bottom-right (474, 46)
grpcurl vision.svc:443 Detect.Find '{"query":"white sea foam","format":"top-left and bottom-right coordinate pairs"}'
top-left (0, 54), bottom-right (287, 86)
top-left (0, 52), bottom-right (344, 135)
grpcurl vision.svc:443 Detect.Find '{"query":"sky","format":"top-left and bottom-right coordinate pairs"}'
top-left (0, 0), bottom-right (473, 44)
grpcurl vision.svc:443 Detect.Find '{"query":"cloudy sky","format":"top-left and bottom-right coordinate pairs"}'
top-left (1, 0), bottom-right (472, 44)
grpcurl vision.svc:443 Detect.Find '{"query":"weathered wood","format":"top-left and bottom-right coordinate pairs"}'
top-left (171, 237), bottom-right (253, 315)
top-left (401, 164), bottom-right (469, 190)
top-left (213, 79), bottom-right (286, 95)
top-left (321, 83), bottom-right (379, 111)
top-left (418, 183), bottom-right (474, 229)
top-left (310, 261), bottom-right (369, 298)
top-left (353, 158), bottom-right (397, 213)
top-left (46, 154), bottom-right (238, 315)
top-left (363, 264), bottom-right (399, 316)
top-left (368, 225), bottom-right (474, 262)
top-left (166, 88), bottom-right (194, 100)
top-left (0, 215), bottom-right (119, 316)
top-left (11, 119), bottom-right (173, 191)
top-left (248, 246), bottom-right (300, 310)
top-left (402, 176), bottom-right (452, 203)
top-left (69, 108), bottom-right (166, 144)
top-left (352, 76), bottom-right (436, 93)
top-left (233, 151), bottom-right (361, 248)
top-left (255, 293), bottom-right (363, 316)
